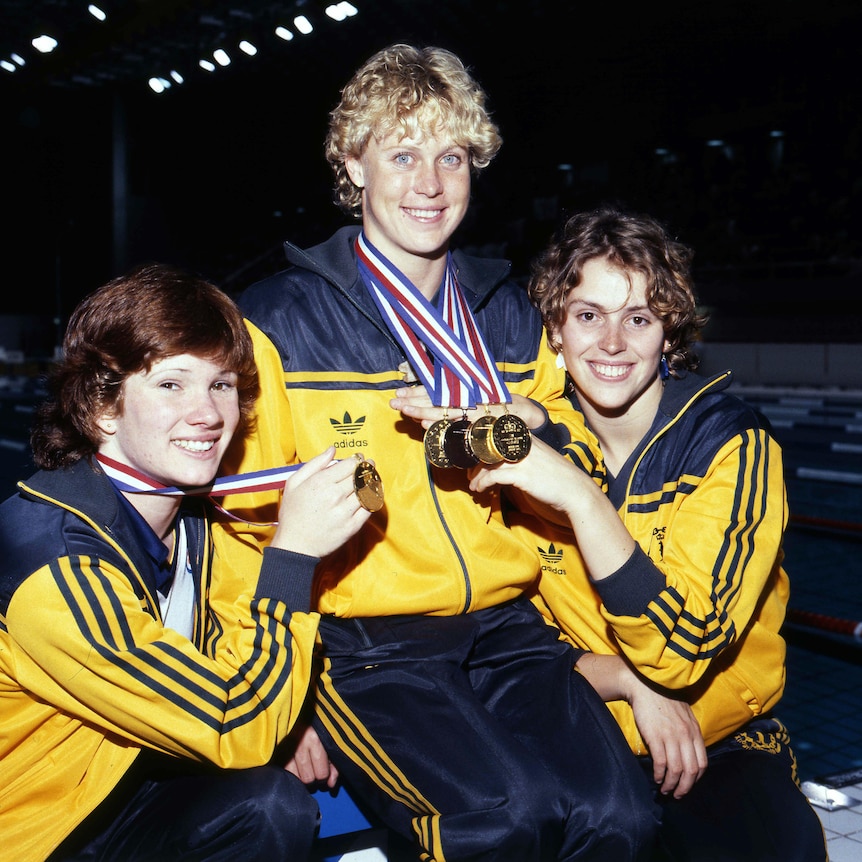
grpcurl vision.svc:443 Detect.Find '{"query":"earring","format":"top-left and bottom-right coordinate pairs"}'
top-left (659, 355), bottom-right (670, 380)
top-left (555, 352), bottom-right (566, 369)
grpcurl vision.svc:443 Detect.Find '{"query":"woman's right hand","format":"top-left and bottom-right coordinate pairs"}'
top-left (270, 447), bottom-right (373, 558)
top-left (628, 679), bottom-right (708, 798)
top-left (468, 435), bottom-right (586, 516)
top-left (577, 652), bottom-right (707, 798)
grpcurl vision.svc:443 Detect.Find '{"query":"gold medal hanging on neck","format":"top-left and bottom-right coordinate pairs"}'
top-left (424, 410), bottom-right (453, 468)
top-left (443, 410), bottom-right (481, 469)
top-left (467, 406), bottom-right (532, 465)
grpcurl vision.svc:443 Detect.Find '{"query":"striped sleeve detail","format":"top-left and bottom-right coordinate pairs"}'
top-left (497, 358), bottom-right (539, 385)
top-left (562, 440), bottom-right (602, 479)
top-left (627, 477), bottom-right (700, 514)
top-left (52, 555), bottom-right (295, 733)
top-left (646, 428), bottom-right (769, 662)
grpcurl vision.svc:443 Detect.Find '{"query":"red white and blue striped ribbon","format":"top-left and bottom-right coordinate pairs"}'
top-left (96, 453), bottom-right (301, 524)
top-left (355, 232), bottom-right (510, 409)
top-left (97, 453), bottom-right (300, 497)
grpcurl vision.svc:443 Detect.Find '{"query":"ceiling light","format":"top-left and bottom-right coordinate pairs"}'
top-left (294, 15), bottom-right (313, 35)
top-left (32, 35), bottom-right (59, 53)
top-left (11, 53), bottom-right (25, 66)
top-left (325, 3), bottom-right (358, 21)
top-left (239, 40), bottom-right (257, 56)
top-left (275, 26), bottom-right (294, 41)
top-left (199, 59), bottom-right (216, 71)
top-left (213, 48), bottom-right (231, 66)
top-left (148, 77), bottom-right (170, 93)
top-left (88, 5), bottom-right (107, 21)
top-left (170, 70), bottom-right (184, 84)
top-left (1, 60), bottom-right (16, 72)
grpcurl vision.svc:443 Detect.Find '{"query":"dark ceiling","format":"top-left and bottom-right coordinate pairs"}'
top-left (5, 0), bottom-right (860, 126)
top-left (2, 0), bottom-right (861, 327)
top-left (2, 0), bottom-right (467, 93)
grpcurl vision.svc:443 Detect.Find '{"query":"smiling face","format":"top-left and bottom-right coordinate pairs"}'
top-left (97, 353), bottom-right (240, 492)
top-left (556, 257), bottom-right (670, 430)
top-left (345, 128), bottom-right (471, 292)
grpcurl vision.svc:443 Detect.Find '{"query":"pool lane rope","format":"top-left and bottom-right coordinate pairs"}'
top-left (786, 608), bottom-right (862, 641)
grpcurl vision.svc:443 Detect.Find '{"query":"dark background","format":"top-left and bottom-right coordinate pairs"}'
top-left (2, 0), bottom-right (861, 351)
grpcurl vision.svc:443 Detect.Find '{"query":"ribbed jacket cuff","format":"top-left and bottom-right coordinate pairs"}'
top-left (256, 546), bottom-right (318, 613)
top-left (530, 403), bottom-right (572, 450)
top-left (593, 544), bottom-right (666, 617)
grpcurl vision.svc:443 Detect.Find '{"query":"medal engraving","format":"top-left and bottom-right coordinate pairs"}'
top-left (353, 459), bottom-right (385, 512)
top-left (466, 414), bottom-right (504, 465)
top-left (424, 418), bottom-right (453, 468)
top-left (491, 413), bottom-right (532, 462)
top-left (443, 417), bottom-right (480, 469)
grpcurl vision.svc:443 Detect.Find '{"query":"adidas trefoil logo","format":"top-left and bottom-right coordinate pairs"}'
top-left (330, 411), bottom-right (369, 451)
top-left (330, 411), bottom-right (365, 435)
top-left (538, 543), bottom-right (566, 575)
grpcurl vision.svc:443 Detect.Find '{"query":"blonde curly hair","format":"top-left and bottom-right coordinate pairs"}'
top-left (325, 44), bottom-right (502, 217)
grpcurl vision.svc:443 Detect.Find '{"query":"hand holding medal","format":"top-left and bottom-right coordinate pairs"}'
top-left (269, 450), bottom-right (383, 557)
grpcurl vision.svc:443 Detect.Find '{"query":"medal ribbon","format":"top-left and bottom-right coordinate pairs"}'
top-left (355, 233), bottom-right (511, 409)
top-left (96, 453), bottom-right (302, 524)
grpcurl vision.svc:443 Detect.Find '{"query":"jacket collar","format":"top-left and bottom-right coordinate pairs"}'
top-left (657, 368), bottom-right (732, 424)
top-left (21, 457), bottom-right (123, 527)
top-left (284, 225), bottom-right (513, 311)
top-left (18, 459), bottom-right (205, 603)
top-left (569, 368), bottom-right (732, 432)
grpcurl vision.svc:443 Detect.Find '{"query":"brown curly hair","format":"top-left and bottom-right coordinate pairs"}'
top-left (528, 205), bottom-right (709, 376)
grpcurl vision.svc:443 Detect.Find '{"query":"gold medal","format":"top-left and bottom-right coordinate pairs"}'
top-left (443, 416), bottom-right (480, 469)
top-left (490, 412), bottom-right (532, 462)
top-left (465, 414), bottom-right (504, 465)
top-left (353, 457), bottom-right (385, 512)
top-left (424, 417), bottom-right (453, 468)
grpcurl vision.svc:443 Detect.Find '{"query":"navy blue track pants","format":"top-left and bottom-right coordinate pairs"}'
top-left (313, 597), bottom-right (659, 861)
top-left (49, 754), bottom-right (319, 861)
